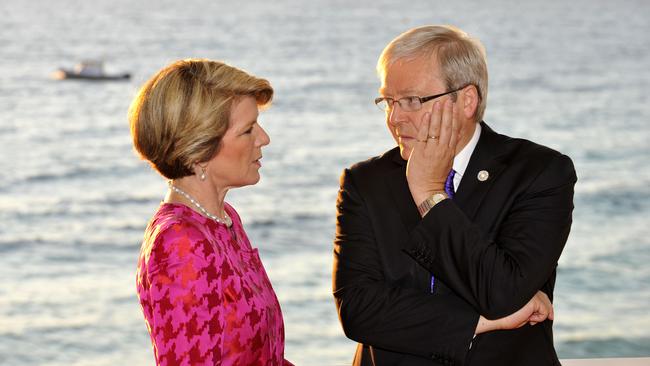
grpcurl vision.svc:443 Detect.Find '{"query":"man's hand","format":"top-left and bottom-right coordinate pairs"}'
top-left (406, 99), bottom-right (460, 205)
top-left (475, 291), bottom-right (554, 334)
top-left (527, 291), bottom-right (554, 326)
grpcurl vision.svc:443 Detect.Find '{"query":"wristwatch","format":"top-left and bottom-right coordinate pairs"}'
top-left (417, 191), bottom-right (449, 217)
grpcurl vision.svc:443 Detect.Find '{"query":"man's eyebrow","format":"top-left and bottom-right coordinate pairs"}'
top-left (378, 87), bottom-right (420, 96)
top-left (397, 88), bottom-right (421, 95)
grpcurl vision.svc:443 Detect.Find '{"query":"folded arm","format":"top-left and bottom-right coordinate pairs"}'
top-left (406, 154), bottom-right (576, 319)
top-left (333, 168), bottom-right (479, 363)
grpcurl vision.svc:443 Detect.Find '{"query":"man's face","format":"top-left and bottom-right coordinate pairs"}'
top-left (380, 57), bottom-right (449, 160)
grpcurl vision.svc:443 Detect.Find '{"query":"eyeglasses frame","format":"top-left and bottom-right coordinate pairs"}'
top-left (374, 85), bottom-right (468, 112)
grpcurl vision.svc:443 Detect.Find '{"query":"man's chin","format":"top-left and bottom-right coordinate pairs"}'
top-left (398, 145), bottom-right (411, 161)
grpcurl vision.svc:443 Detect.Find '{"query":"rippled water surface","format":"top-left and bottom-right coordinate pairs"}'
top-left (1, 0), bottom-right (648, 364)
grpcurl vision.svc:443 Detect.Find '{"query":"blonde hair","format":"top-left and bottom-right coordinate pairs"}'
top-left (128, 59), bottom-right (273, 179)
top-left (377, 25), bottom-right (488, 122)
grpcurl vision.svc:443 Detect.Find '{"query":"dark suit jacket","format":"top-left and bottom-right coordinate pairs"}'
top-left (333, 122), bottom-right (576, 366)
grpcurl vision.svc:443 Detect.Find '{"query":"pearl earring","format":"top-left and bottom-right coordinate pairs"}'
top-left (200, 167), bottom-right (207, 181)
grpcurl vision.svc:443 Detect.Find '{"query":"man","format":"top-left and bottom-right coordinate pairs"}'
top-left (333, 25), bottom-right (576, 365)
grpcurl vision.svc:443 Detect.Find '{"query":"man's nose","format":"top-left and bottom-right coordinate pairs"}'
top-left (387, 102), bottom-right (406, 126)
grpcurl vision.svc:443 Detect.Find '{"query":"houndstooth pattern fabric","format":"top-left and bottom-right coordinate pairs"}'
top-left (136, 202), bottom-right (291, 366)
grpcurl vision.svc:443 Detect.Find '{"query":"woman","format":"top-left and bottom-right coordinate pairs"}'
top-left (129, 59), bottom-right (292, 365)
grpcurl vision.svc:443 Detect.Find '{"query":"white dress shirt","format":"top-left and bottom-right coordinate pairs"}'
top-left (452, 123), bottom-right (482, 191)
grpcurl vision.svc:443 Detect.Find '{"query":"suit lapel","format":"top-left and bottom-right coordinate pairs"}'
top-left (383, 122), bottom-right (510, 230)
top-left (454, 122), bottom-right (508, 220)
top-left (386, 151), bottom-right (422, 232)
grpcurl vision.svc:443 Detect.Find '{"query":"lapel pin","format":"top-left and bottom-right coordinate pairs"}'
top-left (477, 170), bottom-right (489, 182)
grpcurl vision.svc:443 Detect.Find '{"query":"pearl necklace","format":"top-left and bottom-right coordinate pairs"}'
top-left (168, 181), bottom-right (232, 227)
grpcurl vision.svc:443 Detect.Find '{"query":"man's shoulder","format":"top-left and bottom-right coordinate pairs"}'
top-left (488, 126), bottom-right (571, 165)
top-left (347, 146), bottom-right (402, 174)
top-left (487, 125), bottom-right (575, 179)
top-left (338, 147), bottom-right (402, 191)
top-left (510, 136), bottom-right (565, 160)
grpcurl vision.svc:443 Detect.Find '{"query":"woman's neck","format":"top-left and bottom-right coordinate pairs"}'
top-left (165, 176), bottom-right (229, 220)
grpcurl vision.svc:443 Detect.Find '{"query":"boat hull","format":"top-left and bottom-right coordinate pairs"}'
top-left (52, 69), bottom-right (131, 81)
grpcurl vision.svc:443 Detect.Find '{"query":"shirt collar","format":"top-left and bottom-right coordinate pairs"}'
top-left (453, 123), bottom-right (482, 179)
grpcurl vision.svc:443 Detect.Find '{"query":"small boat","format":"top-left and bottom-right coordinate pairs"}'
top-left (52, 60), bottom-right (130, 81)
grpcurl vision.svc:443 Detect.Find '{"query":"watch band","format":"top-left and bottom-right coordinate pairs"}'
top-left (417, 191), bottom-right (449, 217)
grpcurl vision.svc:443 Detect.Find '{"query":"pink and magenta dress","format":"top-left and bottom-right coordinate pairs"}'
top-left (136, 202), bottom-right (292, 365)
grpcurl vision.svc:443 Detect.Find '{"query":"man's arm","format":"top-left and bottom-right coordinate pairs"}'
top-left (406, 153), bottom-right (576, 319)
top-left (333, 167), bottom-right (479, 363)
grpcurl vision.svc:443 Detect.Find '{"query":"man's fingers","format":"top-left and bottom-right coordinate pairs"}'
top-left (437, 99), bottom-right (453, 147)
top-left (415, 112), bottom-right (431, 143)
top-left (428, 101), bottom-right (442, 144)
top-left (527, 290), bottom-right (554, 325)
top-left (529, 313), bottom-right (547, 322)
top-left (535, 290), bottom-right (554, 320)
top-left (448, 102), bottom-right (460, 150)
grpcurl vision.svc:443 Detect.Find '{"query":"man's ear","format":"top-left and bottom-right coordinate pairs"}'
top-left (461, 85), bottom-right (480, 120)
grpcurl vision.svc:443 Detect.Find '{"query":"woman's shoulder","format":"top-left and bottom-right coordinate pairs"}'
top-left (149, 203), bottom-right (208, 236)
top-left (137, 204), bottom-right (224, 293)
top-left (141, 203), bottom-right (215, 261)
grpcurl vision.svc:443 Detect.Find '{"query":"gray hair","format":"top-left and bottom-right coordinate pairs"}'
top-left (377, 25), bottom-right (488, 122)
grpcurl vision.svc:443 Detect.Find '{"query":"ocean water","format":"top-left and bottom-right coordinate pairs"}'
top-left (0, 0), bottom-right (648, 365)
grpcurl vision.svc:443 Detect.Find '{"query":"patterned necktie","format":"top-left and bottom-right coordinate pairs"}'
top-left (431, 169), bottom-right (457, 294)
top-left (444, 169), bottom-right (456, 199)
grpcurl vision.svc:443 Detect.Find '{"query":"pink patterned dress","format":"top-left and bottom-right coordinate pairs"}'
top-left (136, 202), bottom-right (292, 366)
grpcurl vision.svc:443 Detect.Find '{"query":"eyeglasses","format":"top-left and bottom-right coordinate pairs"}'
top-left (374, 86), bottom-right (465, 112)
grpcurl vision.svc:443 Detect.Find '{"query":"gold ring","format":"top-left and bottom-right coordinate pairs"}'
top-left (428, 136), bottom-right (439, 140)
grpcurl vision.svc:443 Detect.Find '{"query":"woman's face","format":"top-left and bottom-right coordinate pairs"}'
top-left (206, 96), bottom-right (270, 189)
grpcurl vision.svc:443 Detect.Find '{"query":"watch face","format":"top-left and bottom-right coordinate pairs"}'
top-left (433, 193), bottom-right (447, 203)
